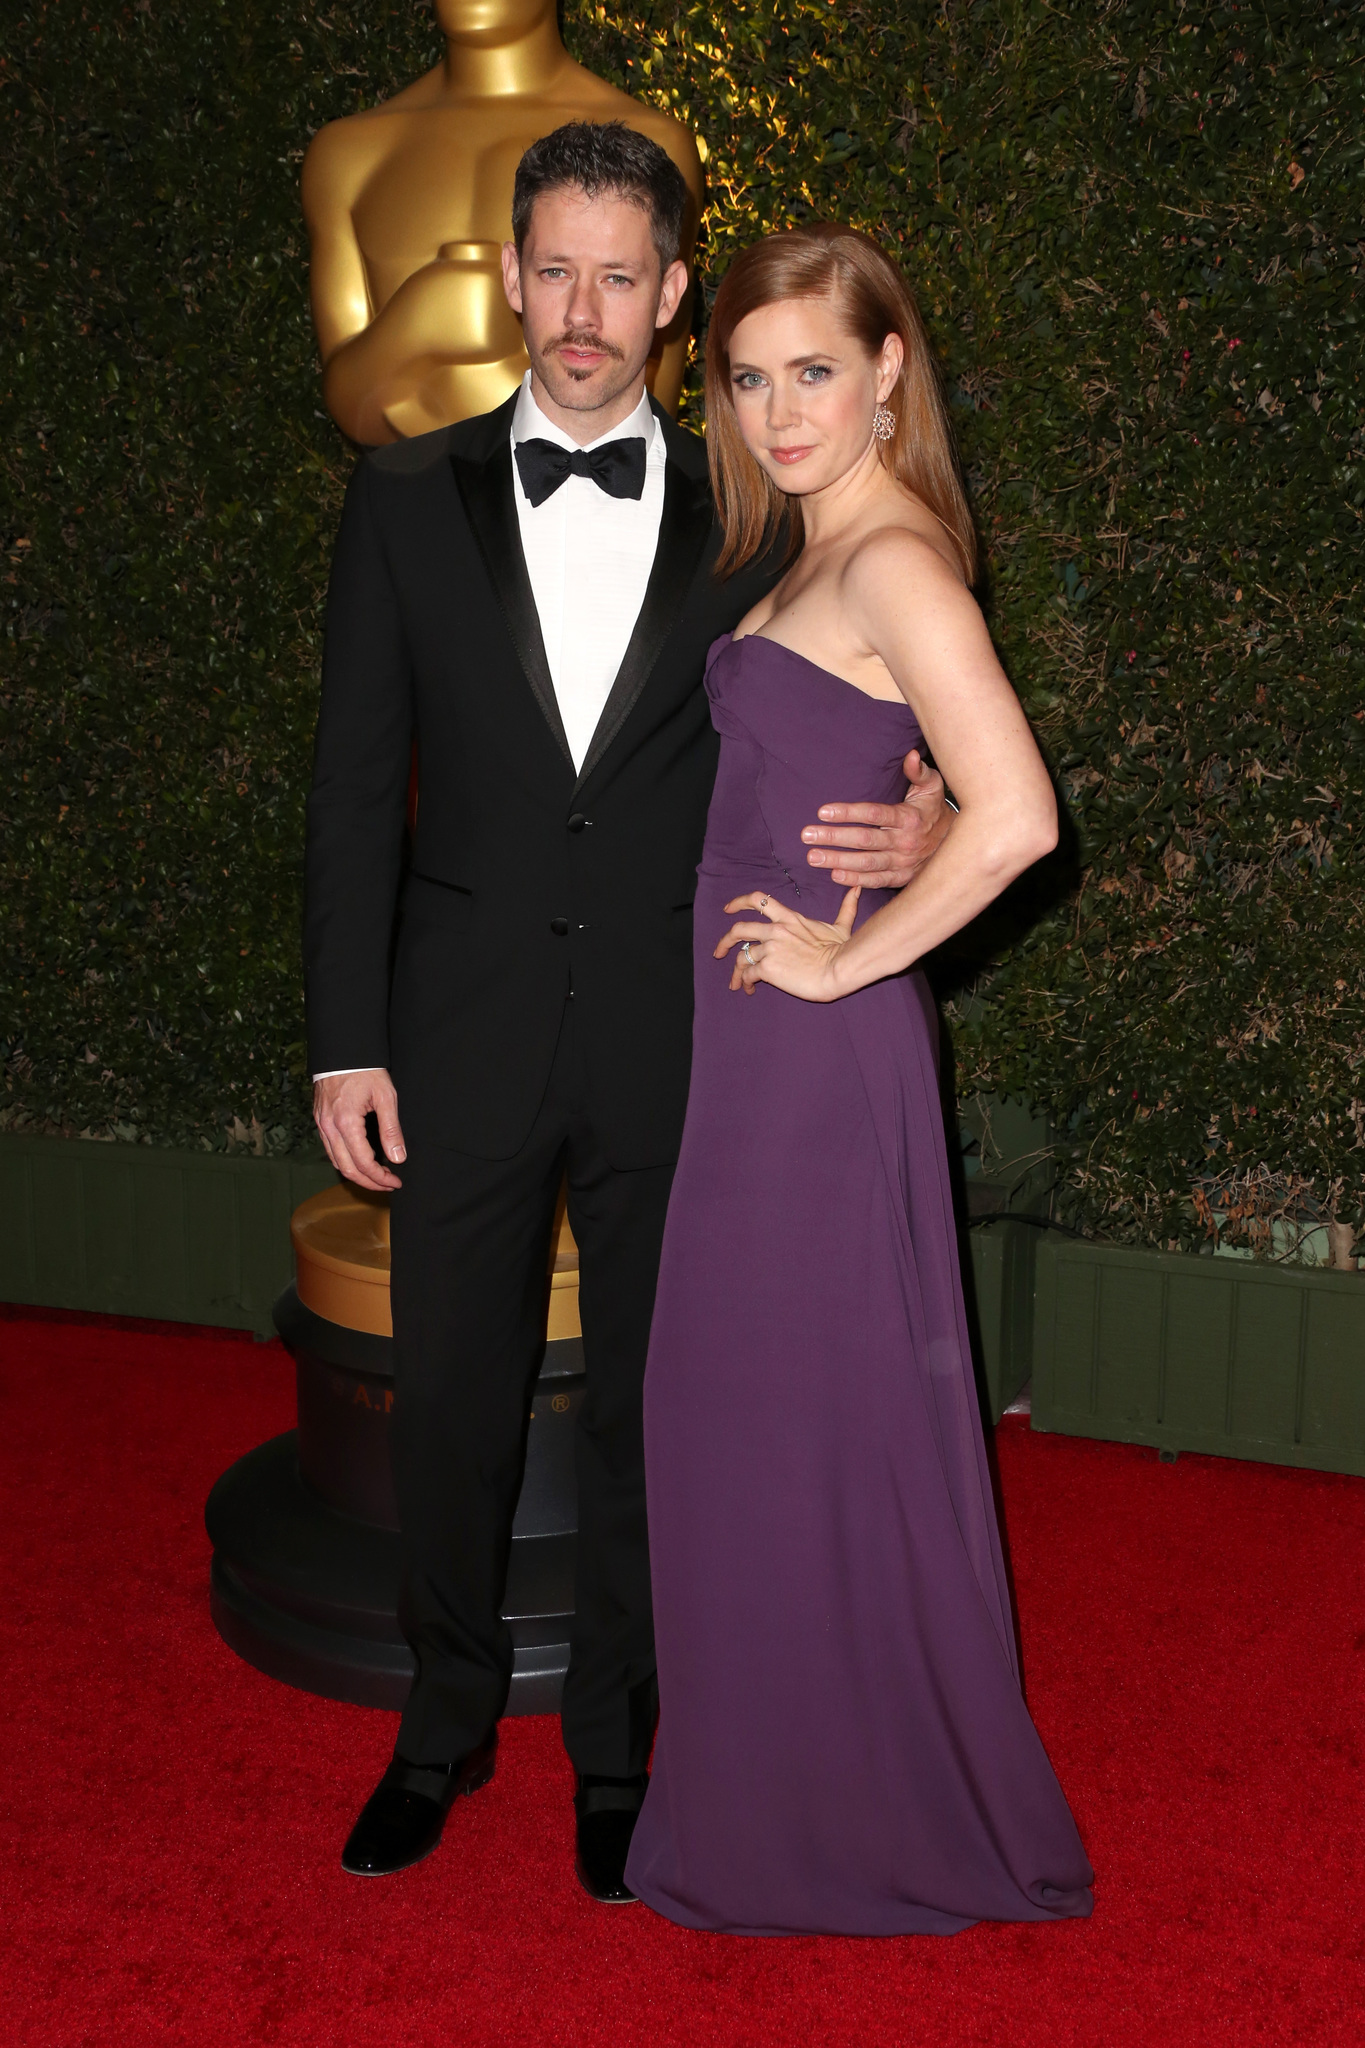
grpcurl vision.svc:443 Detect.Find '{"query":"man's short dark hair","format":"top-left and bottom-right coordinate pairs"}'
top-left (512, 121), bottom-right (688, 273)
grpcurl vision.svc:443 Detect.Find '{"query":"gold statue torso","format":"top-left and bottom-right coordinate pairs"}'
top-left (303, 10), bottom-right (703, 444)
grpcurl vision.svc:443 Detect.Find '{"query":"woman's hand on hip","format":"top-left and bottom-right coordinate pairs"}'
top-left (714, 888), bottom-right (860, 1002)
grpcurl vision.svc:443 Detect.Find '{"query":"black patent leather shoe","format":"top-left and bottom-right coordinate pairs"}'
top-left (574, 1773), bottom-right (648, 1904)
top-left (341, 1733), bottom-right (497, 1877)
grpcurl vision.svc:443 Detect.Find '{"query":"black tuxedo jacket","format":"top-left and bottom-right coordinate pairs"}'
top-left (304, 394), bottom-right (780, 1168)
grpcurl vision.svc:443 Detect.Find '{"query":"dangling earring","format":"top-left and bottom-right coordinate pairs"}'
top-left (872, 403), bottom-right (896, 442)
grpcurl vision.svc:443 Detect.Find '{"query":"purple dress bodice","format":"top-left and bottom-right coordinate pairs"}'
top-left (698, 630), bottom-right (923, 911)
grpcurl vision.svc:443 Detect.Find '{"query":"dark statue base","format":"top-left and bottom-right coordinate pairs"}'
top-left (205, 1285), bottom-right (582, 1714)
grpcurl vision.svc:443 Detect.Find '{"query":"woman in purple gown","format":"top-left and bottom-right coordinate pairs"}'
top-left (625, 226), bottom-right (1093, 1936)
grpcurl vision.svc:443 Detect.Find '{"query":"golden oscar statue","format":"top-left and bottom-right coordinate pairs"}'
top-left (302, 0), bottom-right (703, 445)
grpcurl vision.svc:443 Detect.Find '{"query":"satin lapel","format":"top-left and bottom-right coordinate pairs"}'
top-left (574, 458), bottom-right (715, 791)
top-left (449, 442), bottom-right (575, 772)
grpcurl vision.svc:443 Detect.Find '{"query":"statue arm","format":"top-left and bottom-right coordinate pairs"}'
top-left (317, 260), bottom-right (525, 446)
top-left (303, 127), bottom-right (527, 443)
top-left (644, 121), bottom-right (705, 415)
top-left (302, 131), bottom-right (408, 443)
top-left (300, 127), bottom-right (500, 443)
top-left (650, 304), bottom-right (691, 416)
top-left (301, 126), bottom-right (375, 366)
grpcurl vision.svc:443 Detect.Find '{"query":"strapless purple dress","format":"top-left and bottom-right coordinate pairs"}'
top-left (625, 632), bottom-right (1093, 1937)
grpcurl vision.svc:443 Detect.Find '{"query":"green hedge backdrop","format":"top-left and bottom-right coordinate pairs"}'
top-left (3, 0), bottom-right (1362, 1247)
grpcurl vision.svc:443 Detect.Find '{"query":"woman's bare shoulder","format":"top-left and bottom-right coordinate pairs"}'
top-left (842, 519), bottom-right (969, 620)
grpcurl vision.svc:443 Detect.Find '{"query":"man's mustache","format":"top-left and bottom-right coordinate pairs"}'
top-left (543, 331), bottom-right (626, 363)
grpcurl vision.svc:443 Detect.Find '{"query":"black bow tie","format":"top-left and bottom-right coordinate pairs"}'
top-left (514, 435), bottom-right (648, 509)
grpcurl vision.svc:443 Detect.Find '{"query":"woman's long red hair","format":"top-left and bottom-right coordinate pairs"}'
top-left (704, 224), bottom-right (977, 581)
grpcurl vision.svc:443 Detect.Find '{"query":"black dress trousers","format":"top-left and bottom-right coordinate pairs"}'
top-left (388, 997), bottom-right (672, 1776)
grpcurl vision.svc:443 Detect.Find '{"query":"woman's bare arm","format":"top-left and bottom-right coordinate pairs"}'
top-left (714, 529), bottom-right (1057, 1001)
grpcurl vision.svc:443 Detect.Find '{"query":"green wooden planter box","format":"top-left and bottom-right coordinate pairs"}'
top-left (955, 1093), bottom-right (1055, 1424)
top-left (0, 1134), bottom-right (334, 1338)
top-left (1031, 1235), bottom-right (1365, 1476)
top-left (965, 1217), bottom-right (1036, 1424)
top-left (12, 1129), bottom-right (1359, 1472)
top-left (2, 1132), bottom-right (1035, 1428)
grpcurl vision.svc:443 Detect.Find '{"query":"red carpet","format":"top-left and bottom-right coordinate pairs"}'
top-left (2, 1314), bottom-right (1363, 2046)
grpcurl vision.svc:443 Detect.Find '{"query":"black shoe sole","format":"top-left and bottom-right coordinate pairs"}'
top-left (343, 1835), bottom-right (442, 1880)
top-left (574, 1856), bottom-right (641, 1906)
top-left (460, 1752), bottom-right (497, 1799)
top-left (341, 1751), bottom-right (497, 1878)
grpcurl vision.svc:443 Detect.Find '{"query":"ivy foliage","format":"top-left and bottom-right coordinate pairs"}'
top-left (3, 1), bottom-right (1363, 1239)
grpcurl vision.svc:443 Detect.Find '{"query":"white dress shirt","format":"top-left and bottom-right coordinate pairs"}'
top-left (314, 375), bottom-right (666, 1081)
top-left (511, 371), bottom-right (666, 773)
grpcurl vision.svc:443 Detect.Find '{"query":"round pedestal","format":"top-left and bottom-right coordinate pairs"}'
top-left (206, 1186), bottom-right (583, 1713)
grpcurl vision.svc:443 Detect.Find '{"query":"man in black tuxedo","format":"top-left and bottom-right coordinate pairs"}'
top-left (306, 122), bottom-right (946, 1898)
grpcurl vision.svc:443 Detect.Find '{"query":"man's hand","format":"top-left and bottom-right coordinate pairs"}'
top-left (802, 749), bottom-right (951, 889)
top-left (313, 1069), bottom-right (406, 1193)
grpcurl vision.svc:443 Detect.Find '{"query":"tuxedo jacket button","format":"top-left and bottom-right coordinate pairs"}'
top-left (567, 812), bottom-right (588, 834)
top-left (549, 916), bottom-right (569, 936)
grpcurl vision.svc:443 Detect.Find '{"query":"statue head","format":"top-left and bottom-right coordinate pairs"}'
top-left (435, 0), bottom-right (556, 44)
